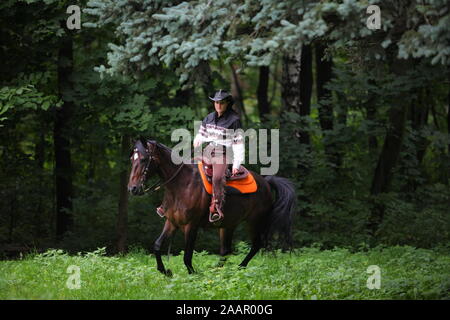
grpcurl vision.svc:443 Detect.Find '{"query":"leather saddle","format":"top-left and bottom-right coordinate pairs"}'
top-left (194, 156), bottom-right (249, 183)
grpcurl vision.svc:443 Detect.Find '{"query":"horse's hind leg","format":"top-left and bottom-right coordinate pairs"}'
top-left (154, 220), bottom-right (176, 276)
top-left (238, 226), bottom-right (262, 268)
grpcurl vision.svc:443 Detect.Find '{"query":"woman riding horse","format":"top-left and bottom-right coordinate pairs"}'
top-left (158, 89), bottom-right (244, 223)
top-left (127, 91), bottom-right (295, 276)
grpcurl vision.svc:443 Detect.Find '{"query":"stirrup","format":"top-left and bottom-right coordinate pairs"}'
top-left (209, 202), bottom-right (224, 223)
top-left (209, 212), bottom-right (222, 223)
top-left (156, 206), bottom-right (165, 218)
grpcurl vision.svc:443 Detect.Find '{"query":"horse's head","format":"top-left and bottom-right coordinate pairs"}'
top-left (127, 138), bottom-right (159, 195)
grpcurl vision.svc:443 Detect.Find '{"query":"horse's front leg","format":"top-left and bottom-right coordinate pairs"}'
top-left (183, 223), bottom-right (199, 274)
top-left (154, 219), bottom-right (176, 276)
top-left (217, 227), bottom-right (235, 267)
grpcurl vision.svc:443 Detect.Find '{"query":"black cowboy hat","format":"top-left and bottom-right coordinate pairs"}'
top-left (209, 89), bottom-right (234, 107)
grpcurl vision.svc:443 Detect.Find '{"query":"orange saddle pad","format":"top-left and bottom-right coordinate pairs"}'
top-left (197, 162), bottom-right (257, 194)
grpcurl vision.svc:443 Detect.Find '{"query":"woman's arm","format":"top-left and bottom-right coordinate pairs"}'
top-left (231, 119), bottom-right (244, 170)
top-left (193, 118), bottom-right (207, 147)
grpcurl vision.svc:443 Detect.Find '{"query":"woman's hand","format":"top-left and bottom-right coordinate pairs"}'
top-left (232, 168), bottom-right (239, 176)
top-left (193, 139), bottom-right (202, 148)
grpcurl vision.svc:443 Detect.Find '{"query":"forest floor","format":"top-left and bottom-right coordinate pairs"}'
top-left (0, 244), bottom-right (449, 300)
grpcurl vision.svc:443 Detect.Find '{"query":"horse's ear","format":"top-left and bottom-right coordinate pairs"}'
top-left (146, 139), bottom-right (159, 156)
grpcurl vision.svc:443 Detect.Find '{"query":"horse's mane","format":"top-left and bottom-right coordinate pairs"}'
top-left (134, 138), bottom-right (172, 154)
top-left (135, 138), bottom-right (195, 168)
top-left (154, 141), bottom-right (172, 154)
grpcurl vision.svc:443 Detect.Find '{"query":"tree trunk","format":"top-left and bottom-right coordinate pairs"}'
top-left (116, 134), bottom-right (130, 254)
top-left (198, 60), bottom-right (214, 100)
top-left (55, 33), bottom-right (74, 241)
top-left (370, 104), bottom-right (408, 195)
top-left (446, 74), bottom-right (450, 185)
top-left (281, 49), bottom-right (301, 113)
top-left (35, 121), bottom-right (46, 239)
top-left (315, 43), bottom-right (338, 166)
top-left (281, 45), bottom-right (313, 186)
top-left (230, 63), bottom-right (247, 122)
top-left (367, 101), bottom-right (378, 155)
top-left (9, 192), bottom-right (16, 243)
top-left (331, 91), bottom-right (348, 169)
top-left (299, 45), bottom-right (313, 146)
top-left (364, 78), bottom-right (379, 168)
top-left (257, 66), bottom-right (270, 120)
top-left (399, 92), bottom-right (428, 193)
top-left (447, 72), bottom-right (450, 156)
top-left (175, 87), bottom-right (191, 107)
top-left (429, 91), bottom-right (448, 185)
top-left (269, 58), bottom-right (280, 107)
top-left (281, 45), bottom-right (312, 145)
top-left (336, 91), bottom-right (348, 126)
top-left (87, 144), bottom-right (96, 183)
top-left (368, 60), bottom-right (411, 234)
top-left (368, 103), bottom-right (407, 232)
top-left (413, 88), bottom-right (430, 165)
top-left (315, 44), bottom-right (333, 133)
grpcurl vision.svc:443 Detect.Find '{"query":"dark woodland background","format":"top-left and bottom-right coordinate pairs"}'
top-left (0, 0), bottom-right (449, 257)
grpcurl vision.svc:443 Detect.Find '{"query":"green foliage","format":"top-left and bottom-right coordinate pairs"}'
top-left (1, 0), bottom-right (449, 259)
top-left (85, 0), bottom-right (450, 86)
top-left (252, 57), bottom-right (450, 249)
top-left (376, 184), bottom-right (450, 247)
top-left (1, 246), bottom-right (449, 299)
top-left (0, 84), bottom-right (61, 125)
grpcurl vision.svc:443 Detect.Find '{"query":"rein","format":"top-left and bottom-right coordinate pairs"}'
top-left (143, 162), bottom-right (184, 194)
top-left (135, 141), bottom-right (184, 194)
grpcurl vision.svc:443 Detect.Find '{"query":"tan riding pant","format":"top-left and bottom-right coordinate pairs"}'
top-left (203, 144), bottom-right (231, 206)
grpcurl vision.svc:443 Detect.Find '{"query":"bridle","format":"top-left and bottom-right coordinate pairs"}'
top-left (133, 141), bottom-right (184, 194)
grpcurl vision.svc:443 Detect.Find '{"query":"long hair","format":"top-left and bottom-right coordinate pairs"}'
top-left (263, 176), bottom-right (296, 250)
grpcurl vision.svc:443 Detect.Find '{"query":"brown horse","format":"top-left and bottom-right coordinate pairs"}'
top-left (128, 138), bottom-right (295, 275)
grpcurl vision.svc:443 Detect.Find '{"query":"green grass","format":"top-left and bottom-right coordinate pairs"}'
top-left (1, 244), bottom-right (449, 300)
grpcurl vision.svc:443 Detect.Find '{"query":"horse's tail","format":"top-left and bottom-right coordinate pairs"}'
top-left (263, 176), bottom-right (296, 250)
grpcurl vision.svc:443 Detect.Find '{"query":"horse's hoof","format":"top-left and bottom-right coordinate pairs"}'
top-left (165, 269), bottom-right (173, 277)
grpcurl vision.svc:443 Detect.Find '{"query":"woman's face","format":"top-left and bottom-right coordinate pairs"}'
top-left (214, 100), bottom-right (228, 115)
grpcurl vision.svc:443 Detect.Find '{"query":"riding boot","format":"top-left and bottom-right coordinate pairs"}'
top-left (209, 151), bottom-right (227, 223)
top-left (209, 199), bottom-right (224, 223)
top-left (209, 186), bottom-right (225, 223)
